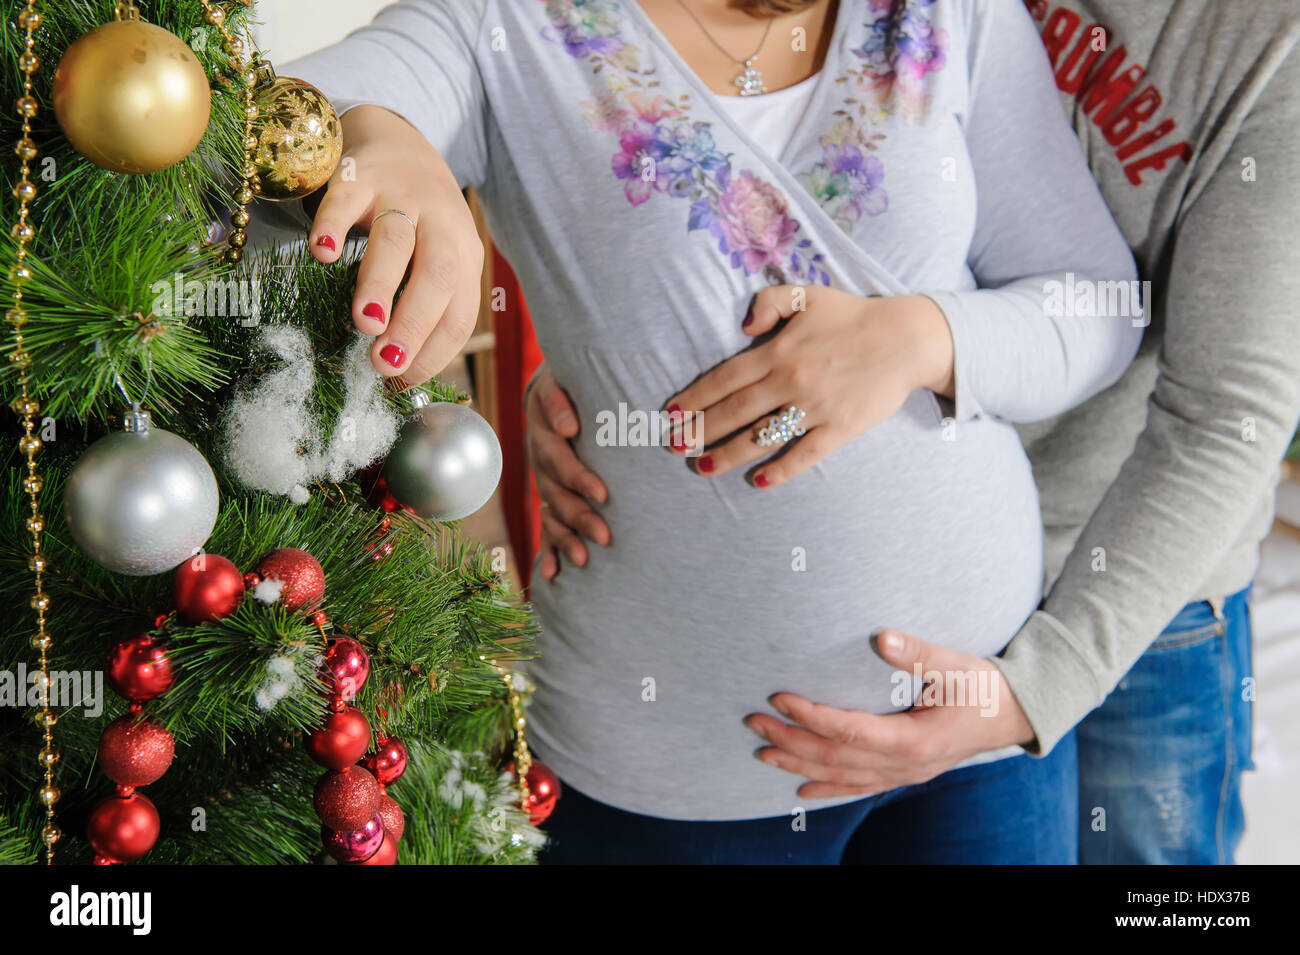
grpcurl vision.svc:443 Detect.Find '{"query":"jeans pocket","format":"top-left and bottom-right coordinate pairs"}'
top-left (1149, 613), bottom-right (1224, 652)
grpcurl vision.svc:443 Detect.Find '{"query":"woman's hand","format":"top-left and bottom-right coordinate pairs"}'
top-left (308, 106), bottom-right (484, 384)
top-left (745, 631), bottom-right (1037, 798)
top-left (526, 366), bottom-right (612, 580)
top-left (665, 286), bottom-right (956, 486)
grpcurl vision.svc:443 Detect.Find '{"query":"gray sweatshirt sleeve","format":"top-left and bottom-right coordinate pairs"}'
top-left (996, 50), bottom-right (1300, 755)
top-left (925, 0), bottom-right (1141, 424)
top-left (281, 0), bottom-right (490, 188)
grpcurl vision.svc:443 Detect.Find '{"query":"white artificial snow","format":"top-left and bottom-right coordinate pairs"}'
top-left (220, 327), bottom-right (401, 503)
top-left (253, 654), bottom-right (303, 712)
top-left (251, 578), bottom-right (285, 605)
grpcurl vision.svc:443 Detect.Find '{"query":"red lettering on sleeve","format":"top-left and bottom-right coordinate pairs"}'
top-left (1115, 117), bottom-right (1176, 161)
top-left (1056, 25), bottom-right (1106, 95)
top-left (1080, 49), bottom-right (1145, 124)
top-left (1103, 85), bottom-right (1163, 146)
top-left (1041, 8), bottom-right (1082, 68)
top-left (1124, 141), bottom-right (1192, 185)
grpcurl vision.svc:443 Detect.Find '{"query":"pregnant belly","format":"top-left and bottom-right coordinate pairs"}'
top-left (524, 390), bottom-right (1044, 819)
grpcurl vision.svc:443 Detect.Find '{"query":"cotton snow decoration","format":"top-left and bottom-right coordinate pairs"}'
top-left (221, 327), bottom-right (400, 502)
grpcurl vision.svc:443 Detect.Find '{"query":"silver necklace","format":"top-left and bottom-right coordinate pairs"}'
top-left (674, 1), bottom-right (776, 96)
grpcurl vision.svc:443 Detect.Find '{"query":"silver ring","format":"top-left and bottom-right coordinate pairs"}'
top-left (754, 405), bottom-right (807, 447)
top-left (372, 208), bottom-right (416, 230)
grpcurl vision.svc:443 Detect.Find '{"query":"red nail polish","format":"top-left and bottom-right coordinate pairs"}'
top-left (742, 311), bottom-right (754, 327)
top-left (380, 344), bottom-right (405, 368)
top-left (670, 432), bottom-right (686, 452)
top-left (316, 234), bottom-right (336, 251)
top-left (698, 455), bottom-right (715, 473)
top-left (363, 302), bottom-right (386, 323)
top-left (755, 473), bottom-right (771, 488)
top-left (666, 403), bottom-right (681, 419)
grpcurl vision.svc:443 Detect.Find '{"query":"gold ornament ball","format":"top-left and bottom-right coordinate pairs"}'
top-left (53, 20), bottom-right (212, 175)
top-left (251, 76), bottom-right (342, 201)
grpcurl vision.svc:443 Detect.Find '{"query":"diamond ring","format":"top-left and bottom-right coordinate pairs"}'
top-left (754, 406), bottom-right (807, 447)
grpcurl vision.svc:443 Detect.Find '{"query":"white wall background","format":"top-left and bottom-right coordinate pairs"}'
top-left (252, 0), bottom-right (390, 64)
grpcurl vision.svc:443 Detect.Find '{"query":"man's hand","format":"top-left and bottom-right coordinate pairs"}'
top-left (526, 366), bottom-right (611, 580)
top-left (745, 630), bottom-right (1037, 798)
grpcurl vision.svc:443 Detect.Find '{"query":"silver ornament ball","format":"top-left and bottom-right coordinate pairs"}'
top-left (64, 424), bottom-right (220, 576)
top-left (381, 402), bottom-right (502, 521)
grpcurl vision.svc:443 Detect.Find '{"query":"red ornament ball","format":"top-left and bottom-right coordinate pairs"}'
top-left (506, 760), bottom-right (562, 825)
top-left (321, 812), bottom-right (385, 863)
top-left (106, 634), bottom-right (174, 702)
top-left (86, 792), bottom-right (160, 863)
top-left (305, 706), bottom-right (371, 770)
top-left (172, 553), bottom-right (244, 623)
top-left (322, 637), bottom-right (370, 701)
top-left (362, 736), bottom-right (408, 787)
top-left (377, 794), bottom-right (405, 842)
top-left (347, 829), bottom-right (398, 865)
top-left (255, 547), bottom-right (325, 611)
top-left (313, 766), bottom-right (381, 831)
top-left (97, 715), bottom-right (175, 788)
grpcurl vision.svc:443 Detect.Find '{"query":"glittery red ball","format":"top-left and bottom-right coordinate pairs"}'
top-left (321, 813), bottom-right (385, 863)
top-left (506, 760), bottom-right (562, 825)
top-left (313, 766), bottom-right (381, 831)
top-left (106, 634), bottom-right (174, 703)
top-left (377, 794), bottom-right (405, 842)
top-left (322, 637), bottom-right (370, 701)
top-left (362, 736), bottom-right (408, 787)
top-left (305, 706), bottom-right (371, 770)
top-left (97, 715), bottom-right (175, 788)
top-left (173, 554), bottom-right (244, 623)
top-left (87, 792), bottom-right (160, 863)
top-left (346, 828), bottom-right (398, 865)
top-left (255, 547), bottom-right (325, 611)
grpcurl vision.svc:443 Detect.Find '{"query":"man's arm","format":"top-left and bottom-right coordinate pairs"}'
top-left (996, 50), bottom-right (1300, 755)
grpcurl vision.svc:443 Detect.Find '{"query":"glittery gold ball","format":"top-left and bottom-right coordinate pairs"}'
top-left (12, 180), bottom-right (36, 202)
top-left (23, 474), bottom-right (44, 495)
top-left (29, 591), bottom-right (49, 611)
top-left (14, 138), bottom-right (37, 160)
top-left (29, 632), bottom-right (51, 651)
top-left (34, 711), bottom-right (57, 730)
top-left (18, 434), bottom-right (41, 455)
top-left (18, 9), bottom-right (42, 30)
top-left (42, 825), bottom-right (61, 846)
top-left (53, 20), bottom-right (212, 175)
top-left (37, 745), bottom-right (59, 768)
top-left (250, 76), bottom-right (342, 201)
top-left (39, 785), bottom-right (60, 807)
top-left (16, 96), bottom-right (39, 118)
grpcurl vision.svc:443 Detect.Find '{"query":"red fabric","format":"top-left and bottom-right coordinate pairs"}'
top-left (491, 247), bottom-right (544, 592)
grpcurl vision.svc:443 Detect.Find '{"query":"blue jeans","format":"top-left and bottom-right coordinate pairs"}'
top-left (1077, 585), bottom-right (1255, 864)
top-left (539, 731), bottom-right (1078, 864)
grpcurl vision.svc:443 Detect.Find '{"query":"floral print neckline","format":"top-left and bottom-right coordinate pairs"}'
top-left (537, 0), bottom-right (950, 283)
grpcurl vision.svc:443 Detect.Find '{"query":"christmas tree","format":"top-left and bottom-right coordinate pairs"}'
top-left (1, 0), bottom-right (548, 864)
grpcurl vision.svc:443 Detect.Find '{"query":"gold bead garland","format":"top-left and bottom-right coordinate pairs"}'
top-left (196, 0), bottom-right (259, 263)
top-left (8, 0), bottom-right (60, 864)
top-left (494, 663), bottom-right (535, 813)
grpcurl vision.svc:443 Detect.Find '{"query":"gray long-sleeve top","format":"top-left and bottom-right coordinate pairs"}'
top-left (1002, 0), bottom-right (1300, 755)
top-left (285, 0), bottom-right (1140, 818)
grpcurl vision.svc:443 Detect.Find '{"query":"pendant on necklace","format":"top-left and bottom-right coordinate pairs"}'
top-left (735, 57), bottom-right (765, 96)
